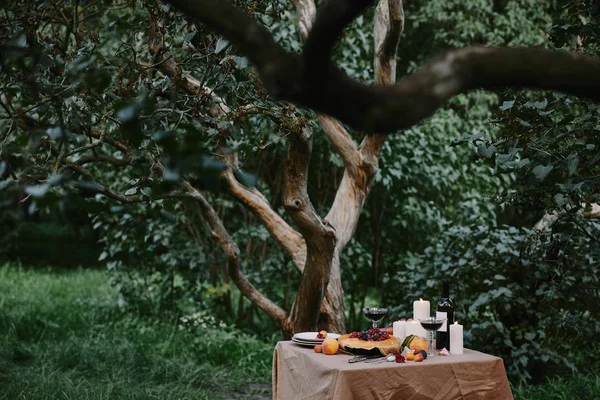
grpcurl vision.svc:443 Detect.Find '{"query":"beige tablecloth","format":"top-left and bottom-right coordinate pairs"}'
top-left (272, 341), bottom-right (513, 400)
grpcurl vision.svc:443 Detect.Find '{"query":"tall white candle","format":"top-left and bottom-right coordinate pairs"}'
top-left (450, 321), bottom-right (464, 355)
top-left (413, 298), bottom-right (430, 320)
top-left (393, 320), bottom-right (406, 342)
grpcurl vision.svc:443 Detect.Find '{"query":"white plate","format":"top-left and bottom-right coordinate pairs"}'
top-left (292, 332), bottom-right (341, 342)
top-left (291, 338), bottom-right (319, 347)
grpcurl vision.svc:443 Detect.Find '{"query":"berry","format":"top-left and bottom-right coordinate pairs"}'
top-left (395, 354), bottom-right (405, 363)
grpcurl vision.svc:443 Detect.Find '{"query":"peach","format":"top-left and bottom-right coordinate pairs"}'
top-left (322, 338), bottom-right (339, 355)
top-left (414, 353), bottom-right (424, 362)
top-left (408, 336), bottom-right (428, 353)
top-left (314, 345), bottom-right (323, 353)
top-left (405, 352), bottom-right (415, 361)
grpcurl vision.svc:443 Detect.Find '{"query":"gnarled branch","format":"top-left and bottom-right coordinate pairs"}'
top-left (182, 181), bottom-right (288, 325)
top-left (147, 13), bottom-right (307, 270)
top-left (165, 0), bottom-right (600, 134)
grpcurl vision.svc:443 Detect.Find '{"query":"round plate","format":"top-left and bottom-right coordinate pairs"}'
top-left (292, 332), bottom-right (341, 342)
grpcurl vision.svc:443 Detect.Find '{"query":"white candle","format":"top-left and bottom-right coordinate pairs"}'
top-left (393, 320), bottom-right (406, 342)
top-left (404, 320), bottom-right (427, 338)
top-left (450, 321), bottom-right (464, 355)
top-left (413, 298), bottom-right (430, 320)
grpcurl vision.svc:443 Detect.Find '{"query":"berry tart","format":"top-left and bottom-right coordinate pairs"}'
top-left (338, 328), bottom-right (400, 356)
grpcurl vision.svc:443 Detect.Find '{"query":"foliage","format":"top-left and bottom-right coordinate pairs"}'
top-left (514, 373), bottom-right (600, 400)
top-left (391, 223), bottom-right (600, 382)
top-left (1, 0), bottom-right (599, 385)
top-left (1, 263), bottom-right (599, 399)
top-left (0, 263), bottom-right (274, 399)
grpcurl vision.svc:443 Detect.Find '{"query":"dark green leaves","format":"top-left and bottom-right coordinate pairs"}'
top-left (532, 164), bottom-right (553, 181)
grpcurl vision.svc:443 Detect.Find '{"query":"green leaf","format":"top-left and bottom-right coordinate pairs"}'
top-left (215, 38), bottom-right (230, 54)
top-left (47, 127), bottom-right (71, 139)
top-left (25, 184), bottom-right (50, 197)
top-left (532, 98), bottom-right (548, 109)
top-left (532, 164), bottom-right (553, 181)
top-left (499, 100), bottom-right (515, 111)
top-left (554, 193), bottom-right (567, 207)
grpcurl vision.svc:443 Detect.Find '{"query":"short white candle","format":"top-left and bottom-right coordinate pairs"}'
top-left (405, 320), bottom-right (427, 338)
top-left (413, 298), bottom-right (430, 320)
top-left (393, 320), bottom-right (406, 342)
top-left (450, 321), bottom-right (464, 355)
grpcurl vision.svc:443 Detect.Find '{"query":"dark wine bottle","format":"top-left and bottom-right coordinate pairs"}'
top-left (436, 280), bottom-right (454, 350)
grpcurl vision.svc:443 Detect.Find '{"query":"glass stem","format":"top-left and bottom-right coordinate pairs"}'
top-left (428, 330), bottom-right (435, 357)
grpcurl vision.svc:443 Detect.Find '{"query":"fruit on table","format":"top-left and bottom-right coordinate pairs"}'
top-left (414, 353), bottom-right (424, 362)
top-left (417, 350), bottom-right (428, 360)
top-left (338, 330), bottom-right (400, 356)
top-left (405, 352), bottom-right (415, 361)
top-left (317, 330), bottom-right (327, 339)
top-left (314, 345), bottom-right (323, 353)
top-left (400, 334), bottom-right (429, 353)
top-left (322, 338), bottom-right (339, 355)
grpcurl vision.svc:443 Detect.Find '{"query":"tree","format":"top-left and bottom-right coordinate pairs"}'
top-left (1, 0), bottom-right (599, 337)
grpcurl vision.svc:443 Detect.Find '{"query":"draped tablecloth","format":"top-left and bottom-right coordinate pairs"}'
top-left (272, 341), bottom-right (513, 400)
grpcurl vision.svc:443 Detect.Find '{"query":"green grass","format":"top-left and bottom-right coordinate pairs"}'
top-left (514, 374), bottom-right (600, 400)
top-left (0, 264), bottom-right (274, 399)
top-left (1, 263), bottom-right (598, 400)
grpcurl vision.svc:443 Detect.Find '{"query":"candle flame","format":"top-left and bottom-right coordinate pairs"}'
top-left (419, 298), bottom-right (423, 302)
top-left (454, 321), bottom-right (459, 325)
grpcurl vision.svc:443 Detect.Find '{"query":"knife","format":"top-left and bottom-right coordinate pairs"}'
top-left (348, 356), bottom-right (369, 363)
top-left (364, 356), bottom-right (388, 363)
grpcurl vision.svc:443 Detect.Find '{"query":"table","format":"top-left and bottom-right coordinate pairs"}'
top-left (272, 341), bottom-right (513, 400)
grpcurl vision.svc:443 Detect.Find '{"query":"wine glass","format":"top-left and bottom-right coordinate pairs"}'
top-left (362, 307), bottom-right (388, 329)
top-left (418, 317), bottom-right (445, 357)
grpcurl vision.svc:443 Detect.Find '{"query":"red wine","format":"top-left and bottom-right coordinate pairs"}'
top-left (436, 280), bottom-right (454, 350)
top-left (420, 321), bottom-right (444, 330)
top-left (364, 310), bottom-right (387, 321)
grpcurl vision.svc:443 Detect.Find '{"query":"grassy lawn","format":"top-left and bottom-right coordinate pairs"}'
top-left (0, 263), bottom-right (598, 399)
top-left (0, 264), bottom-right (273, 399)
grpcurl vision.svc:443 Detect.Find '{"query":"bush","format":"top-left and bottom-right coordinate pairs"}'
top-left (389, 223), bottom-right (600, 382)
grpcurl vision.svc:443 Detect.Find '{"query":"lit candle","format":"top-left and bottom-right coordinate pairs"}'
top-left (413, 298), bottom-right (430, 320)
top-left (393, 320), bottom-right (406, 342)
top-left (450, 321), bottom-right (464, 355)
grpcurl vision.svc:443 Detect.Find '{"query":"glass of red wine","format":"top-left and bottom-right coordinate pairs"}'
top-left (418, 317), bottom-right (445, 357)
top-left (362, 308), bottom-right (388, 329)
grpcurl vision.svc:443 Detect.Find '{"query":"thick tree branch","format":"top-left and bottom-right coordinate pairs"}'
top-left (223, 169), bottom-right (307, 270)
top-left (291, 0), bottom-right (316, 42)
top-left (293, 1), bottom-right (360, 178)
top-left (181, 181), bottom-right (288, 325)
top-left (303, 0), bottom-right (372, 78)
top-left (147, 14), bottom-right (307, 270)
top-left (164, 0), bottom-right (600, 134)
top-left (317, 115), bottom-right (360, 175)
top-left (326, 0), bottom-right (403, 249)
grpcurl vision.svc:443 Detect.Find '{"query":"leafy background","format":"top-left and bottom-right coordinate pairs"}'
top-left (1, 0), bottom-right (599, 393)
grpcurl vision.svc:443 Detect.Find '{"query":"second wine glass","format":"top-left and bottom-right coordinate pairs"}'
top-left (418, 317), bottom-right (445, 357)
top-left (362, 307), bottom-right (388, 329)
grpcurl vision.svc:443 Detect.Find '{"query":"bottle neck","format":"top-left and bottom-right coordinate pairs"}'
top-left (442, 280), bottom-right (450, 298)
